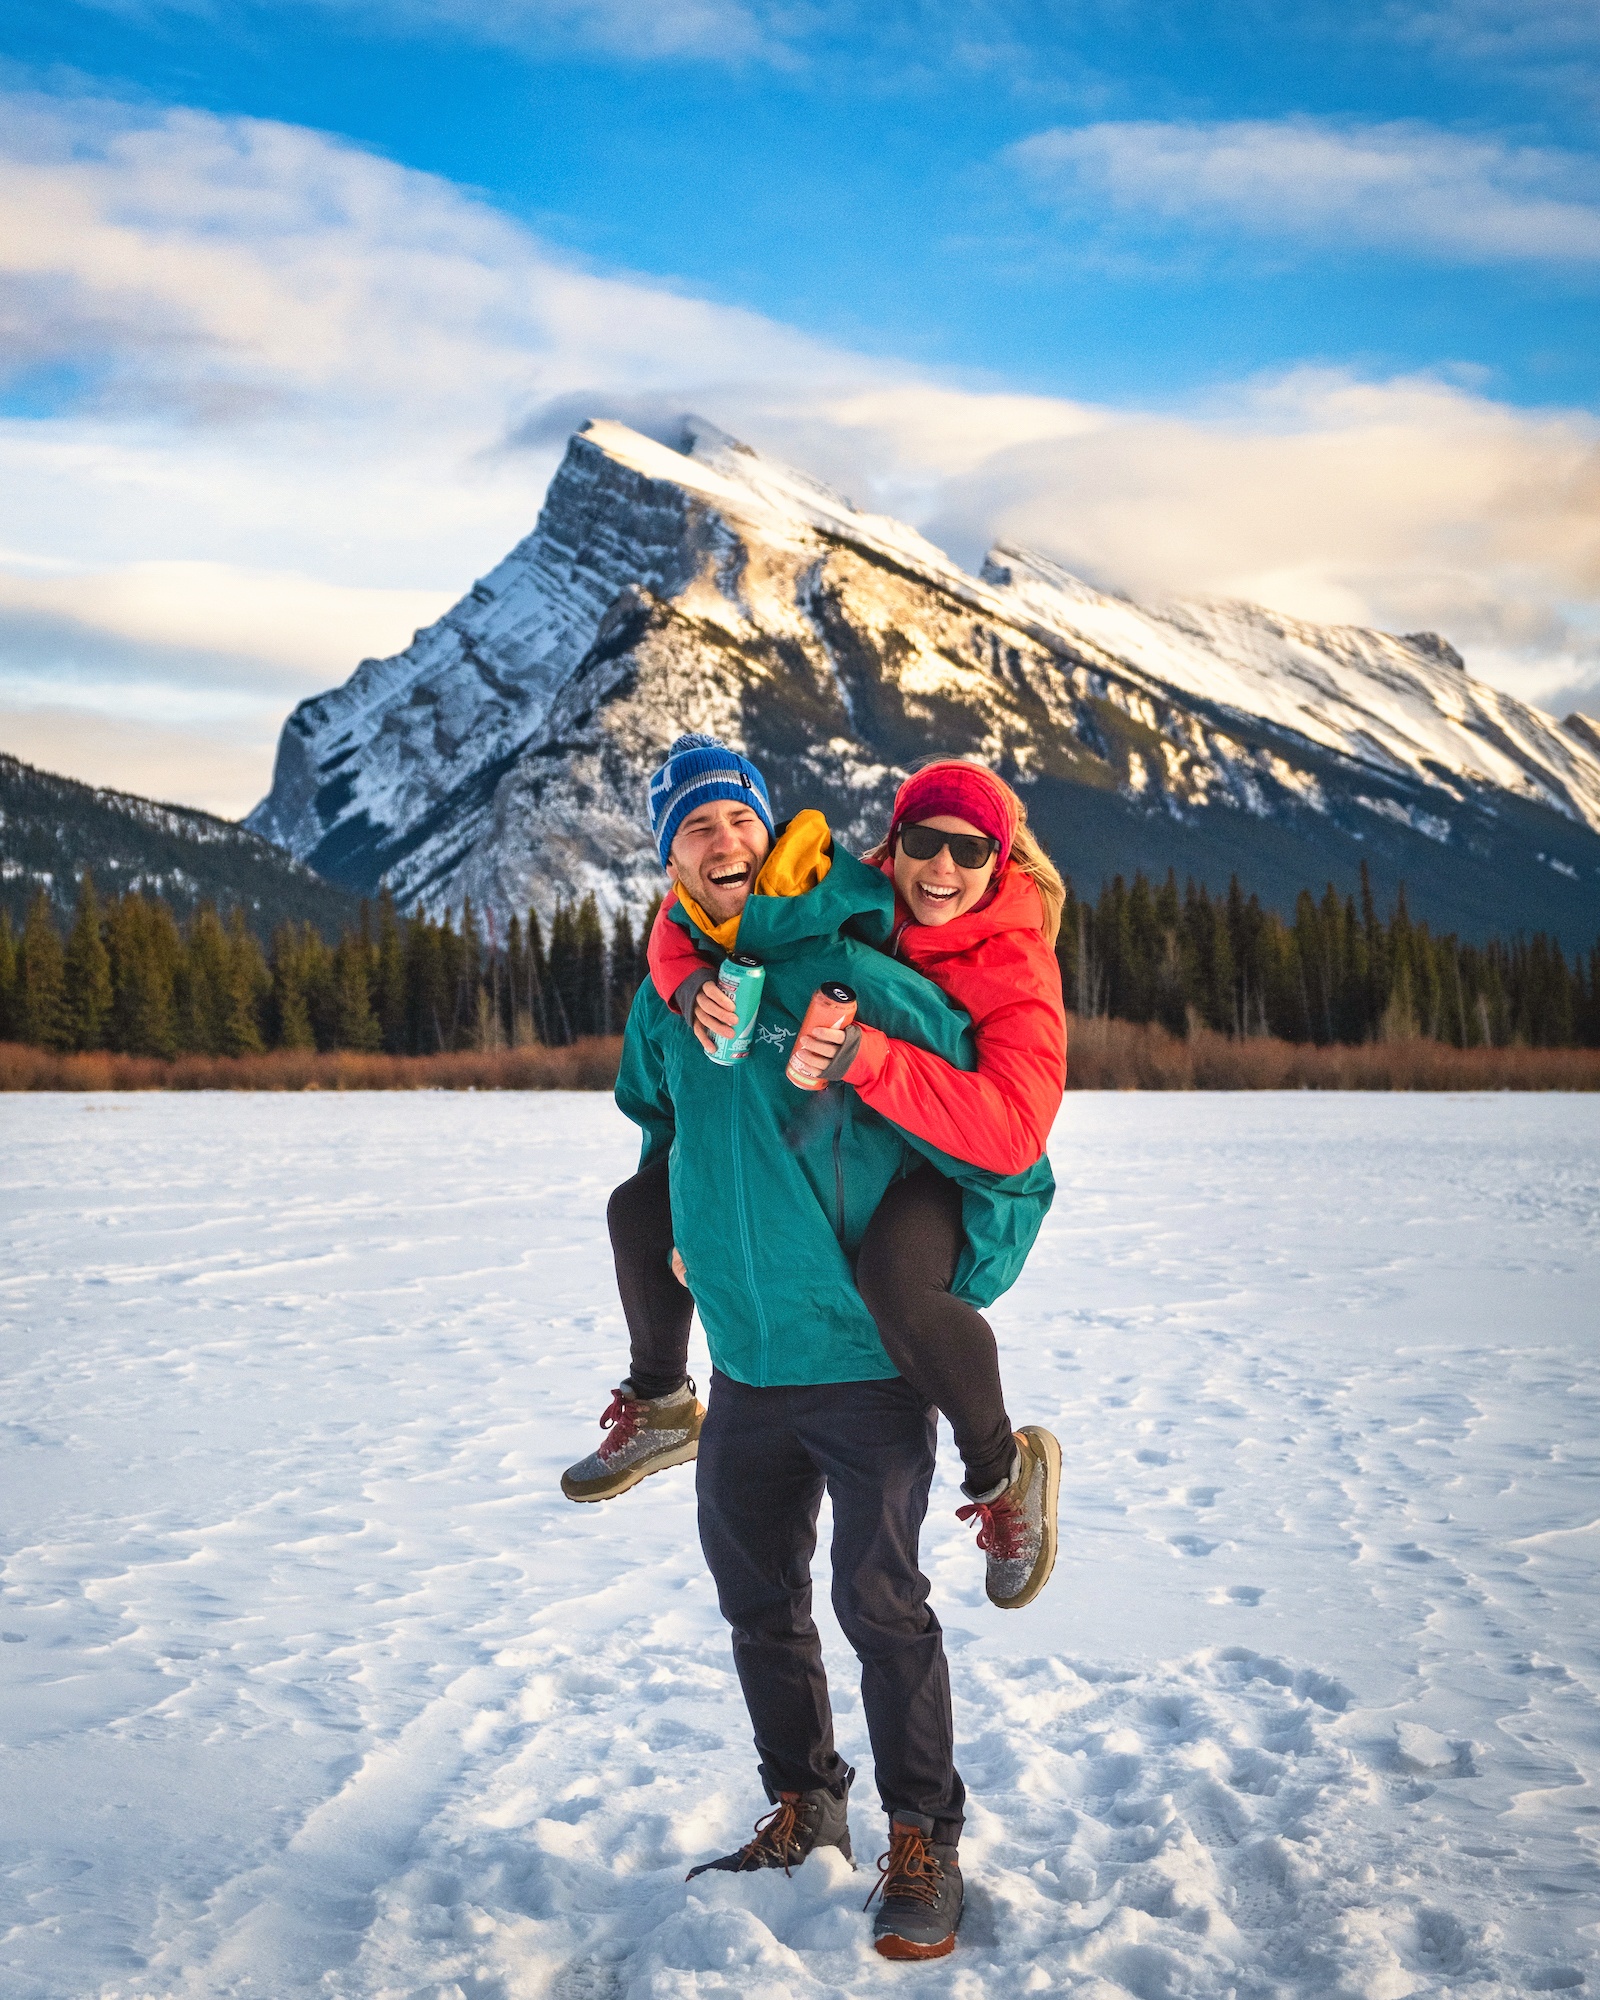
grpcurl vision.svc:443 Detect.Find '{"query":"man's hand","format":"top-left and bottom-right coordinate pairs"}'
top-left (792, 1021), bottom-right (848, 1080)
top-left (671, 1247), bottom-right (689, 1286)
top-left (692, 978), bottom-right (739, 1056)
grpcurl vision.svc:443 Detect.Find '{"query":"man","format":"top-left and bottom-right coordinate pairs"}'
top-left (584, 733), bottom-right (1044, 1961)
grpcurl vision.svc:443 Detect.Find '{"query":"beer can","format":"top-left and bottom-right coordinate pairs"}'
top-left (707, 953), bottom-right (765, 1065)
top-left (786, 982), bottom-right (858, 1091)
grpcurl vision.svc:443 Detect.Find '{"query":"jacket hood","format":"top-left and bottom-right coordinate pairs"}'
top-left (675, 815), bottom-right (897, 961)
top-left (883, 858), bottom-right (1045, 969)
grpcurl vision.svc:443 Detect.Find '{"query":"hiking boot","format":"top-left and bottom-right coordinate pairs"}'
top-left (560, 1379), bottom-right (704, 1502)
top-left (686, 1770), bottom-right (854, 1879)
top-left (955, 1423), bottom-right (1061, 1610)
top-left (866, 1812), bottom-right (963, 1960)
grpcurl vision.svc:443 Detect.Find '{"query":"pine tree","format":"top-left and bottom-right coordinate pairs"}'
top-left (608, 910), bottom-right (637, 1031)
top-left (524, 905), bottom-right (552, 1044)
top-left (107, 894), bottom-right (179, 1057)
top-left (575, 895), bottom-right (606, 1037)
top-left (221, 908), bottom-right (266, 1054)
top-left (64, 872), bottom-right (112, 1051)
top-left (19, 890), bottom-right (70, 1050)
top-left (373, 893), bottom-right (407, 1053)
top-left (271, 924), bottom-right (317, 1049)
top-left (0, 909), bottom-right (17, 1041)
top-left (332, 931), bottom-right (381, 1051)
top-left (546, 902), bottom-right (578, 1045)
top-left (182, 904), bottom-right (231, 1053)
top-left (405, 910), bottom-right (448, 1052)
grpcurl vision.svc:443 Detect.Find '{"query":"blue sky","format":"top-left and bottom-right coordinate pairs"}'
top-left (11, 0), bottom-right (1599, 406)
top-left (1, 0), bottom-right (1598, 810)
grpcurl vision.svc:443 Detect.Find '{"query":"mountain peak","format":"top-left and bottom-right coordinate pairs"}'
top-left (247, 419), bottom-right (1600, 945)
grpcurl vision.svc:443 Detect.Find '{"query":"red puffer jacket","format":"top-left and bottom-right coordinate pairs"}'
top-left (646, 860), bottom-right (1068, 1176)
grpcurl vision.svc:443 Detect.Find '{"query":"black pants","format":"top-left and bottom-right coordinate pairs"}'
top-left (609, 1159), bottom-right (1016, 1493)
top-left (607, 1158), bottom-right (695, 1401)
top-left (697, 1368), bottom-right (965, 1839)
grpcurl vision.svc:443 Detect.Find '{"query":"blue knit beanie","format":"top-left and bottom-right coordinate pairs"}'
top-left (647, 733), bottom-right (775, 866)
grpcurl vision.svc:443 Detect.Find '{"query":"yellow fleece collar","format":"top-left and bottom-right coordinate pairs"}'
top-left (674, 808), bottom-right (833, 949)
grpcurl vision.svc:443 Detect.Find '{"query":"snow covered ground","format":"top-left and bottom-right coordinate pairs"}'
top-left (3, 1092), bottom-right (1598, 2000)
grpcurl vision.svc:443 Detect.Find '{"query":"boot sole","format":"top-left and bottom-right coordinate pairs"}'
top-left (561, 1430), bottom-right (702, 1503)
top-left (874, 1933), bottom-right (956, 1960)
top-left (992, 1424), bottom-right (1062, 1610)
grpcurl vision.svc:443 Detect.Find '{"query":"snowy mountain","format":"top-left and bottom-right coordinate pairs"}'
top-left (2, 751), bottom-right (360, 937)
top-left (248, 418), bottom-right (1600, 943)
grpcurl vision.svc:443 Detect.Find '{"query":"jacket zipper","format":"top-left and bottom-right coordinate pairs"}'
top-left (729, 1064), bottom-right (773, 1382)
top-left (831, 1090), bottom-right (846, 1241)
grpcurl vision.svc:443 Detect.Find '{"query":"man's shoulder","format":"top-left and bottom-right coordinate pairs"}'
top-left (624, 978), bottom-right (676, 1040)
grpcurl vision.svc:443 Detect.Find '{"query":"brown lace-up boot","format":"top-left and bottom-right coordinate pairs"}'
top-left (686, 1770), bottom-right (854, 1878)
top-left (866, 1811), bottom-right (963, 1959)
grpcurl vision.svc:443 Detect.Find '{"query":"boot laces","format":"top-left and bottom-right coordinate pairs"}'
top-left (596, 1388), bottom-right (640, 1459)
top-left (955, 1487), bottom-right (1026, 1561)
top-left (695, 1793), bottom-right (804, 1879)
top-left (864, 1823), bottom-right (943, 1911)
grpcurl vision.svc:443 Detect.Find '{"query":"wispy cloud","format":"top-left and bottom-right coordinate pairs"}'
top-left (2, 88), bottom-right (1598, 814)
top-left (1009, 118), bottom-right (1600, 264)
top-left (61, 0), bottom-right (793, 63)
top-left (1396, 0), bottom-right (1600, 74)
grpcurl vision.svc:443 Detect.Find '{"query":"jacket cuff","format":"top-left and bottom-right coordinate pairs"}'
top-left (672, 966), bottom-right (715, 1018)
top-left (815, 1021), bottom-right (863, 1083)
top-left (820, 1020), bottom-right (892, 1086)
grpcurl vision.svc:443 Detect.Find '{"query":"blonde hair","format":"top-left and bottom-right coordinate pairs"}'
top-left (866, 758), bottom-right (1065, 947)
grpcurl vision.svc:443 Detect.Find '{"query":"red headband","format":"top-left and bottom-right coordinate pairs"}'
top-left (889, 764), bottom-right (1016, 871)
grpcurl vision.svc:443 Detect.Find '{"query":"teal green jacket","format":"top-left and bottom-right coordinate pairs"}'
top-left (614, 843), bottom-right (1054, 1388)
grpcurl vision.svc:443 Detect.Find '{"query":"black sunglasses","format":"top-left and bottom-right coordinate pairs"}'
top-left (896, 823), bottom-right (1000, 870)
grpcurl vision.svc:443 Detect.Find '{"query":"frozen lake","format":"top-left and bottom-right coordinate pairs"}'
top-left (2, 1091), bottom-right (1597, 1999)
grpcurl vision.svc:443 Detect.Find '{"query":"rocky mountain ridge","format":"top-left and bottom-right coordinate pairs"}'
top-left (1, 751), bottom-right (360, 936)
top-left (247, 418), bottom-right (1600, 944)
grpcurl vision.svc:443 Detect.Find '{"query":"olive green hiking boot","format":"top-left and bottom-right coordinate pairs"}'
top-left (955, 1424), bottom-right (1061, 1610)
top-left (560, 1379), bottom-right (704, 1502)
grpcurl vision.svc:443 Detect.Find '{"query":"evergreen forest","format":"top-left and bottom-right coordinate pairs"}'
top-left (2, 864), bottom-right (1597, 1058)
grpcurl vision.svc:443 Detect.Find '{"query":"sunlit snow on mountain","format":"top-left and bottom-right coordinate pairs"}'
top-left (248, 420), bottom-right (1600, 942)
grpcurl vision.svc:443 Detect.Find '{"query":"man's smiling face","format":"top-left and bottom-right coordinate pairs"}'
top-left (666, 799), bottom-right (772, 926)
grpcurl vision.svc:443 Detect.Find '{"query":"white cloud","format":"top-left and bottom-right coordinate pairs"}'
top-left (1008, 118), bottom-right (1600, 264)
top-left (1398, 0), bottom-right (1600, 68)
top-left (62, 0), bottom-right (786, 62)
top-left (2, 88), bottom-right (1599, 818)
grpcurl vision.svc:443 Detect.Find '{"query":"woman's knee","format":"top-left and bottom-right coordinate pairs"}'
top-left (858, 1209), bottom-right (954, 1324)
top-left (607, 1160), bottom-right (670, 1244)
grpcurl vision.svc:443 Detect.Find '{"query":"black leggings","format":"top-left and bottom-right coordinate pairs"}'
top-left (608, 1159), bottom-right (1016, 1496)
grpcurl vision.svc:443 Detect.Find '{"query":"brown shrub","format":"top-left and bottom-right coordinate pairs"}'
top-left (5, 1024), bottom-right (1598, 1093)
top-left (0, 1038), bottom-right (627, 1092)
top-left (1065, 1016), bottom-right (1600, 1090)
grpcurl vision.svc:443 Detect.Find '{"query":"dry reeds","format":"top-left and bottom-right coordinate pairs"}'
top-left (1064, 1015), bottom-right (1600, 1091)
top-left (0, 1038), bottom-right (626, 1093)
top-left (4, 1022), bottom-right (1597, 1093)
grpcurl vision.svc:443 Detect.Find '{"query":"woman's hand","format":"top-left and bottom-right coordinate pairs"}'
top-left (792, 1021), bottom-right (848, 1080)
top-left (671, 1247), bottom-right (689, 1286)
top-left (691, 979), bottom-right (738, 1055)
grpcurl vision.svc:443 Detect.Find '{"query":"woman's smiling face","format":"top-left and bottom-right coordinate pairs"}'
top-left (892, 815), bottom-right (998, 926)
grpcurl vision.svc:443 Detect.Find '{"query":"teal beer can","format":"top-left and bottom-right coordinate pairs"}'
top-left (708, 954), bottom-right (765, 1065)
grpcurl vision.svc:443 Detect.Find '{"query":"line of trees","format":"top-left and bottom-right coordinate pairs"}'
top-left (1057, 865), bottom-right (1600, 1049)
top-left (2, 862), bottom-right (1598, 1058)
top-left (0, 878), bottom-right (658, 1057)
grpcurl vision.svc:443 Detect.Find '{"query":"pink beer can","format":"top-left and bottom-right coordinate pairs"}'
top-left (786, 982), bottom-right (857, 1091)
